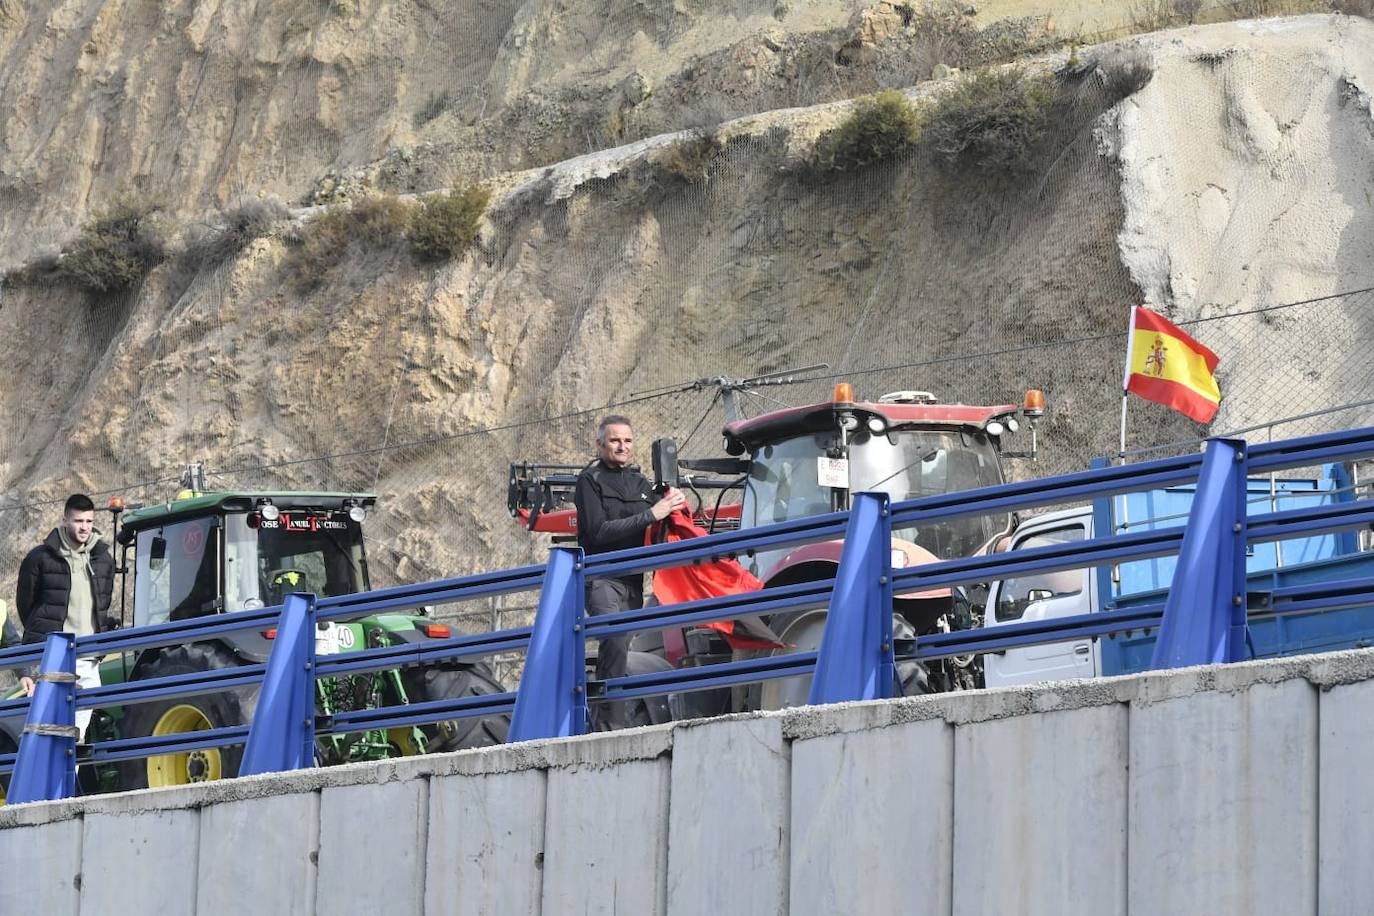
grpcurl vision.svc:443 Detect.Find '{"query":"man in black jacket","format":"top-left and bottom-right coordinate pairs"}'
top-left (574, 415), bottom-right (685, 728)
top-left (16, 494), bottom-right (116, 738)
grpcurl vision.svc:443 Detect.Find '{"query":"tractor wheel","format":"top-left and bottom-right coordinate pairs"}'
top-left (400, 661), bottom-right (509, 752)
top-left (891, 615), bottom-right (934, 696)
top-left (756, 611), bottom-right (930, 711)
top-left (116, 643), bottom-right (254, 791)
top-left (623, 651), bottom-right (674, 729)
top-left (0, 731), bottom-right (14, 805)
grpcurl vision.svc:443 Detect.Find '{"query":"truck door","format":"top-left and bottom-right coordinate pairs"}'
top-left (983, 521), bottom-right (1094, 688)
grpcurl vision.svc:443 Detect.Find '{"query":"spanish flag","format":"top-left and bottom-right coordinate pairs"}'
top-left (1124, 306), bottom-right (1221, 424)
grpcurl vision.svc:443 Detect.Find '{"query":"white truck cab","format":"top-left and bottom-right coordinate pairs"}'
top-left (980, 464), bottom-right (1374, 690)
top-left (982, 506), bottom-right (1099, 689)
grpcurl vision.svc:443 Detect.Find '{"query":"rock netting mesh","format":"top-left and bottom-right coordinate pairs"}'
top-left (3, 17), bottom-right (1373, 644)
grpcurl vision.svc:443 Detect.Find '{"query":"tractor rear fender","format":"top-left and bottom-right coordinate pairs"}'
top-left (764, 540), bottom-right (957, 635)
top-left (0, 716), bottom-right (20, 751)
top-left (215, 628), bottom-right (277, 665)
top-left (763, 538), bottom-right (952, 601)
top-left (764, 556), bottom-right (841, 589)
top-left (128, 611), bottom-right (457, 677)
top-left (126, 627), bottom-right (277, 678)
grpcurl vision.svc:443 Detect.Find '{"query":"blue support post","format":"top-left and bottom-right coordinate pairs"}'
top-left (1090, 457), bottom-right (1128, 674)
top-left (510, 547), bottom-right (587, 741)
top-left (810, 491), bottom-right (894, 705)
top-left (8, 633), bottom-right (78, 804)
top-left (241, 593), bottom-right (317, 776)
top-left (1089, 456), bottom-right (1118, 611)
top-left (1150, 438), bottom-right (1249, 669)
top-left (1325, 462), bottom-right (1360, 555)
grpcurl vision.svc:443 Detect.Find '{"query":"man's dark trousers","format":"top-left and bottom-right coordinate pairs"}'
top-left (587, 575), bottom-right (643, 729)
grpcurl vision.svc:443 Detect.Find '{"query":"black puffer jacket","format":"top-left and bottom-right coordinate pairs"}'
top-left (16, 528), bottom-right (115, 644)
top-left (574, 460), bottom-right (658, 555)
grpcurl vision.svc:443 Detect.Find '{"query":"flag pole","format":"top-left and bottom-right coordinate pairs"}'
top-left (1119, 305), bottom-right (1137, 460)
top-left (1119, 393), bottom-right (1129, 458)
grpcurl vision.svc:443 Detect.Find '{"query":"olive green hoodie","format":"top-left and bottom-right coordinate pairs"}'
top-left (56, 526), bottom-right (98, 639)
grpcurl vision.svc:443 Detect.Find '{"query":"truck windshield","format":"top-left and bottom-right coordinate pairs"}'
top-left (742, 428), bottom-right (1010, 571)
top-left (223, 513), bottom-right (368, 611)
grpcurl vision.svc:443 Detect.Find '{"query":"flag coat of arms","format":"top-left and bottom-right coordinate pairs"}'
top-left (1124, 305), bottom-right (1221, 423)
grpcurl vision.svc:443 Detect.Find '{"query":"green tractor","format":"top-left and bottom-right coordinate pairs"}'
top-left (79, 483), bottom-right (507, 792)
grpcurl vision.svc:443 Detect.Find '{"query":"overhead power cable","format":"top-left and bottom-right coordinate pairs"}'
top-left (3, 286), bottom-right (1371, 512)
top-left (205, 386), bottom-right (700, 479)
top-left (803, 286), bottom-right (1374, 386)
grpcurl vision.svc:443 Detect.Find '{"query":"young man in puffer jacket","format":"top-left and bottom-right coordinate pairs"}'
top-left (15, 493), bottom-right (116, 737)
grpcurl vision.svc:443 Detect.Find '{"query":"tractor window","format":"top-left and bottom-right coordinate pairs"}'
top-left (994, 525), bottom-right (1087, 621)
top-left (223, 514), bottom-right (261, 612)
top-left (133, 518), bottom-right (221, 628)
top-left (254, 518), bottom-right (368, 605)
top-left (222, 513), bottom-right (368, 610)
top-left (741, 435), bottom-right (834, 578)
top-left (851, 429), bottom-right (1010, 559)
top-left (744, 435), bottom-right (832, 528)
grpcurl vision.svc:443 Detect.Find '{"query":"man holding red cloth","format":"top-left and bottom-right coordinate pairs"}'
top-left (574, 415), bottom-right (685, 728)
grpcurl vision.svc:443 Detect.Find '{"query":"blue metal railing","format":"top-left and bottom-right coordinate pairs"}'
top-left (7, 427), bottom-right (1374, 802)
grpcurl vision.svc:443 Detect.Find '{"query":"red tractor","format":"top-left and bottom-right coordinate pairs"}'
top-left (509, 381), bottom-right (1045, 715)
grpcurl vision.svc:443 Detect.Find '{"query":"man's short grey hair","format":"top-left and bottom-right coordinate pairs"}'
top-left (597, 414), bottom-right (634, 443)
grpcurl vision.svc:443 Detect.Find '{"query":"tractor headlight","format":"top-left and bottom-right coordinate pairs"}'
top-left (258, 501), bottom-right (280, 521)
top-left (348, 505), bottom-right (367, 523)
top-left (1006, 417), bottom-right (1020, 433)
top-left (867, 417), bottom-right (887, 434)
top-left (986, 420), bottom-right (1005, 437)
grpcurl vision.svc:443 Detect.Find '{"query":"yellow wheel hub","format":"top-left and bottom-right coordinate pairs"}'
top-left (147, 705), bottom-right (222, 787)
top-left (388, 727), bottom-right (428, 757)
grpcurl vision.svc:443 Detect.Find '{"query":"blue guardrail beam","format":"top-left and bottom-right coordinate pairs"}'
top-left (241, 592), bottom-right (318, 776)
top-left (510, 547), bottom-right (588, 741)
top-left (9, 632), bottom-right (78, 804)
top-left (810, 491), bottom-right (895, 704)
top-left (1150, 438), bottom-right (1249, 668)
top-left (8, 427), bottom-right (1372, 789)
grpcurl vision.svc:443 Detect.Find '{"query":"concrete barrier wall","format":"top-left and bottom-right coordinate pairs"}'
top-left (6, 648), bottom-right (1374, 915)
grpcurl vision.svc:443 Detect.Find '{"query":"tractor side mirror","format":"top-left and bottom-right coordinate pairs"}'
top-left (652, 438), bottom-right (680, 492)
top-left (1027, 588), bottom-right (1053, 603)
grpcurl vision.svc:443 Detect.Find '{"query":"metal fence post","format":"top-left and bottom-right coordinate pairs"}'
top-left (8, 632), bottom-right (78, 803)
top-left (510, 547), bottom-right (587, 741)
top-left (241, 592), bottom-right (317, 776)
top-left (1150, 437), bottom-right (1249, 669)
top-left (1090, 456), bottom-right (1129, 673)
top-left (810, 491), bottom-right (894, 705)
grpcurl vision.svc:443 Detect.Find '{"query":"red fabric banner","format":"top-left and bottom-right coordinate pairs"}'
top-left (648, 508), bottom-right (770, 643)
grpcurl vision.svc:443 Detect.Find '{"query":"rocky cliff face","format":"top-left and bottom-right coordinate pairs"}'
top-left (0, 0), bottom-right (893, 270)
top-left (0, 0), bottom-right (517, 265)
top-left (1, 8), bottom-right (1372, 605)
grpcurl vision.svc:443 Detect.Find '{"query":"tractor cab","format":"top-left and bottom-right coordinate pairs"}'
top-left (507, 384), bottom-right (1046, 572)
top-left (70, 480), bottom-right (508, 796)
top-left (117, 491), bottom-right (375, 628)
top-left (723, 384), bottom-right (1042, 582)
top-left (506, 382), bottom-right (1046, 706)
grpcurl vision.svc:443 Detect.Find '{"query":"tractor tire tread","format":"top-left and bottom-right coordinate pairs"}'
top-left (115, 642), bottom-right (251, 791)
top-left (401, 661), bottom-right (509, 752)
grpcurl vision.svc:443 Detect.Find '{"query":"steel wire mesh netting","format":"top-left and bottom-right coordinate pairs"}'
top-left (3, 116), bottom-right (1373, 645)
